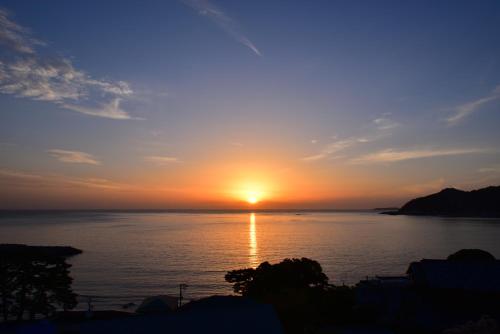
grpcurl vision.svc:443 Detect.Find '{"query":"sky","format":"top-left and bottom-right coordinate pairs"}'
top-left (0, 0), bottom-right (500, 209)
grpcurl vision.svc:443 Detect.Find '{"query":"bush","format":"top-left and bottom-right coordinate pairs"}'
top-left (225, 258), bottom-right (355, 333)
top-left (0, 252), bottom-right (77, 321)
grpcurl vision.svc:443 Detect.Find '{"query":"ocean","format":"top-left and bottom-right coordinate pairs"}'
top-left (1, 210), bottom-right (500, 310)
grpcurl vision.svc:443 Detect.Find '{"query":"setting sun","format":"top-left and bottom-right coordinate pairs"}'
top-left (247, 195), bottom-right (259, 204)
top-left (225, 177), bottom-right (272, 206)
top-left (244, 188), bottom-right (263, 204)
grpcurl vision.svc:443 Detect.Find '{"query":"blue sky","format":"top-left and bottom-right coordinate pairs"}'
top-left (1, 0), bottom-right (499, 209)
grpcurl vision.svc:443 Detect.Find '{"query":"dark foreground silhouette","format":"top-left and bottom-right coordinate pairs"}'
top-left (0, 244), bottom-right (82, 257)
top-left (357, 249), bottom-right (500, 334)
top-left (0, 244), bottom-right (78, 322)
top-left (2, 247), bottom-right (500, 334)
top-left (225, 258), bottom-right (355, 333)
top-left (225, 253), bottom-right (500, 333)
top-left (383, 185), bottom-right (500, 217)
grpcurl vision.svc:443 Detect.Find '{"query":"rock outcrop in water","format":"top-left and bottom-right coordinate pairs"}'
top-left (383, 186), bottom-right (500, 217)
top-left (0, 243), bottom-right (82, 257)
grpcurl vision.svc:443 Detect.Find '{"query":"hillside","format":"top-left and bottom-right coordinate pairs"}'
top-left (384, 186), bottom-right (500, 217)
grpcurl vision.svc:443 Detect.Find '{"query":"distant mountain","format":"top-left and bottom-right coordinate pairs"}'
top-left (383, 186), bottom-right (500, 217)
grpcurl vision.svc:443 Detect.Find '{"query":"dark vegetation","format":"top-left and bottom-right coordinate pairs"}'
top-left (2, 245), bottom-right (499, 333)
top-left (225, 258), bottom-right (356, 333)
top-left (383, 186), bottom-right (500, 217)
top-left (447, 248), bottom-right (496, 262)
top-left (0, 244), bottom-right (79, 321)
top-left (226, 252), bottom-right (500, 333)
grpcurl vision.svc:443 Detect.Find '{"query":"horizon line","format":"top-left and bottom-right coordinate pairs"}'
top-left (0, 207), bottom-right (397, 213)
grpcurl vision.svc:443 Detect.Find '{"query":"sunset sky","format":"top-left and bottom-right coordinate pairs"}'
top-left (1, 0), bottom-right (500, 209)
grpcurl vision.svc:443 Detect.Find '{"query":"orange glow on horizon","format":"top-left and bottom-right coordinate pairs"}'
top-left (133, 161), bottom-right (359, 208)
top-left (247, 196), bottom-right (258, 204)
top-left (1, 152), bottom-right (410, 209)
top-left (232, 181), bottom-right (267, 205)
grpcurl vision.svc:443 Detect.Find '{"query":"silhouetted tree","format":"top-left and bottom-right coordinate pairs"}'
top-left (225, 258), bottom-right (328, 297)
top-left (226, 258), bottom-right (354, 333)
top-left (447, 249), bottom-right (496, 262)
top-left (0, 252), bottom-right (77, 321)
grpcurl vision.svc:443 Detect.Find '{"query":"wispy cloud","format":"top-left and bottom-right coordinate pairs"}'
top-left (373, 116), bottom-right (400, 130)
top-left (0, 8), bottom-right (135, 119)
top-left (302, 137), bottom-right (371, 161)
top-left (302, 114), bottom-right (399, 162)
top-left (0, 9), bottom-right (44, 54)
top-left (478, 165), bottom-right (500, 173)
top-left (62, 98), bottom-right (134, 120)
top-left (351, 148), bottom-right (491, 164)
top-left (47, 149), bottom-right (100, 165)
top-left (183, 0), bottom-right (261, 56)
top-left (0, 168), bottom-right (43, 180)
top-left (61, 177), bottom-right (120, 189)
top-left (0, 168), bottom-right (121, 189)
top-left (446, 85), bottom-right (500, 125)
top-left (146, 156), bottom-right (182, 164)
top-left (403, 178), bottom-right (446, 194)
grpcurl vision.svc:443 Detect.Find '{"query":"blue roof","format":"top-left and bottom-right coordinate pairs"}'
top-left (73, 296), bottom-right (283, 334)
top-left (407, 259), bottom-right (500, 292)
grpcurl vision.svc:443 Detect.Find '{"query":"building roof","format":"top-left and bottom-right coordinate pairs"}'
top-left (70, 296), bottom-right (283, 334)
top-left (357, 276), bottom-right (411, 289)
top-left (407, 259), bottom-right (500, 292)
top-left (136, 295), bottom-right (178, 314)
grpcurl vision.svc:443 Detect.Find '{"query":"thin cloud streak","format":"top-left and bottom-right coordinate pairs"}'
top-left (478, 165), bottom-right (500, 173)
top-left (302, 114), bottom-right (399, 162)
top-left (351, 148), bottom-right (491, 164)
top-left (47, 149), bottom-right (101, 165)
top-left (146, 156), bottom-right (182, 164)
top-left (0, 9), bottom-right (136, 119)
top-left (446, 85), bottom-right (500, 125)
top-left (302, 137), bottom-right (370, 161)
top-left (0, 168), bottom-right (121, 189)
top-left (0, 168), bottom-right (43, 180)
top-left (0, 9), bottom-right (43, 54)
top-left (373, 117), bottom-right (399, 130)
top-left (403, 178), bottom-right (446, 194)
top-left (62, 99), bottom-right (133, 120)
top-left (183, 0), bottom-right (261, 56)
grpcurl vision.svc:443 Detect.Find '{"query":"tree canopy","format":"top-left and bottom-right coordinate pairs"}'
top-left (225, 258), bottom-right (355, 333)
top-left (225, 258), bottom-right (328, 297)
top-left (0, 250), bottom-right (77, 321)
top-left (447, 249), bottom-right (496, 262)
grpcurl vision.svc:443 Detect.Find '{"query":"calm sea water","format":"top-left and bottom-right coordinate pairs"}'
top-left (1, 211), bottom-right (500, 310)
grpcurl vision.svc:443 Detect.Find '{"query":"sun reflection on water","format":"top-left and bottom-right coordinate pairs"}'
top-left (249, 213), bottom-right (258, 267)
